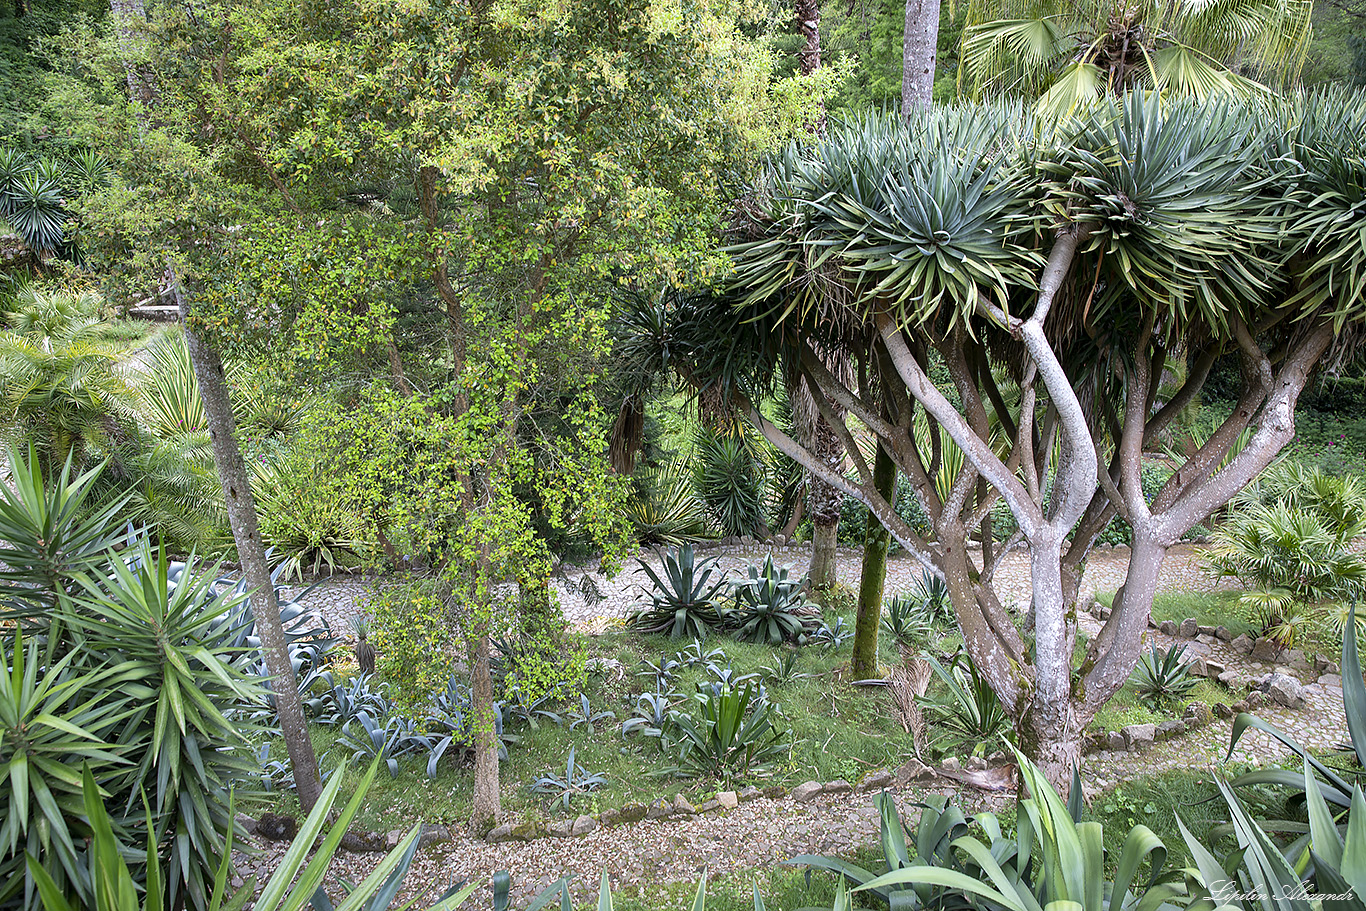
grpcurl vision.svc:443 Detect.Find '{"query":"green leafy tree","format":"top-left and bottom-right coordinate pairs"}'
top-left (55, 0), bottom-right (826, 828)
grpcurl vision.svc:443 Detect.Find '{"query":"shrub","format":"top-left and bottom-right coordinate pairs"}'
top-left (368, 578), bottom-right (461, 710)
top-left (1204, 463), bottom-right (1366, 606)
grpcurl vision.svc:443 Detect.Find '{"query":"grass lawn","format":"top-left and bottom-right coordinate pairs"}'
top-left (251, 611), bottom-right (943, 831)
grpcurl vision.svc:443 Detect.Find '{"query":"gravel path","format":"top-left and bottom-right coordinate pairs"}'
top-left (262, 543), bottom-right (1344, 908)
top-left (289, 541), bottom-right (1233, 636)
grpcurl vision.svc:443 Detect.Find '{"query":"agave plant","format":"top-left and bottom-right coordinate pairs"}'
top-left (25, 759), bottom-right (481, 911)
top-left (1226, 604), bottom-right (1366, 812)
top-left (789, 791), bottom-right (974, 911)
top-left (677, 637), bottom-right (726, 668)
top-left (637, 652), bottom-right (683, 690)
top-left (1132, 643), bottom-right (1197, 708)
top-left (729, 555), bottom-right (813, 645)
top-left (566, 693), bottom-right (617, 733)
top-left (529, 747), bottom-right (608, 812)
top-left (806, 616), bottom-right (852, 649)
top-left (621, 691), bottom-right (673, 742)
top-left (630, 544), bottom-right (728, 640)
top-left (759, 650), bottom-right (810, 686)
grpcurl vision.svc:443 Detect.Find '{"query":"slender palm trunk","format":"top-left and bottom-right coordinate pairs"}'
top-left (851, 442), bottom-right (895, 678)
top-left (172, 272), bottom-right (323, 811)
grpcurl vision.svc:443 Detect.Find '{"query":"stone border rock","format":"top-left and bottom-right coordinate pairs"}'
top-left (482, 761), bottom-right (1000, 844)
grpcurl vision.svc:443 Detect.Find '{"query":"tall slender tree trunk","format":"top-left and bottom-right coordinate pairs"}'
top-left (173, 272), bottom-right (323, 811)
top-left (110, 0), bottom-right (324, 812)
top-left (902, 0), bottom-right (942, 112)
top-left (468, 617), bottom-right (500, 828)
top-left (851, 442), bottom-right (896, 678)
top-left (795, 0), bottom-right (828, 133)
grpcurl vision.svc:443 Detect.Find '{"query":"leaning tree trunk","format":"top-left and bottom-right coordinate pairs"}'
top-left (173, 273), bottom-right (324, 811)
top-left (851, 441), bottom-right (896, 679)
top-left (902, 0), bottom-right (942, 112)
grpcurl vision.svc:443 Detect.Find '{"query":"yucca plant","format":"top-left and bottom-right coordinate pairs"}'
top-left (663, 681), bottom-right (790, 780)
top-left (920, 653), bottom-right (1013, 758)
top-left (630, 544), bottom-right (728, 640)
top-left (692, 427), bottom-right (765, 538)
top-left (1132, 643), bottom-right (1197, 709)
top-left (0, 445), bottom-right (128, 619)
top-left (729, 555), bottom-right (812, 645)
top-left (881, 594), bottom-right (934, 646)
top-left (625, 459), bottom-right (707, 545)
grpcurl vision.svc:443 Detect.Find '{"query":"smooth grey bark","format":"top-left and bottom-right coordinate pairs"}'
top-left (172, 271), bottom-right (323, 811)
top-left (902, 0), bottom-right (943, 111)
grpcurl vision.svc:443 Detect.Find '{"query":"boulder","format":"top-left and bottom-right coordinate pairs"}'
top-left (598, 810), bottom-right (621, 828)
top-left (1214, 702), bottom-right (1235, 719)
top-left (1317, 658), bottom-right (1341, 675)
top-left (617, 803), bottom-right (648, 823)
top-left (859, 769), bottom-right (895, 792)
top-left (645, 799), bottom-right (671, 820)
top-left (1159, 620), bottom-right (1178, 636)
top-left (717, 791), bottom-right (739, 809)
top-left (763, 785), bottom-right (788, 800)
top-left (672, 793), bottom-right (696, 815)
top-left (696, 799), bottom-right (721, 814)
top-left (1320, 673), bottom-right (1344, 689)
top-left (548, 820), bottom-right (574, 838)
top-left (1107, 731), bottom-right (1127, 751)
top-left (1198, 625), bottom-right (1218, 638)
top-left (419, 824), bottom-right (452, 847)
top-left (823, 779), bottom-right (852, 794)
top-left (1184, 701), bottom-right (1212, 724)
top-left (1244, 690), bottom-right (1268, 708)
top-left (487, 823), bottom-right (515, 843)
top-left (1267, 673), bottom-right (1306, 709)
top-left (1285, 648), bottom-right (1311, 671)
top-left (1218, 669), bottom-right (1241, 688)
top-left (1179, 618), bottom-right (1200, 638)
top-left (1231, 634), bottom-right (1255, 655)
top-left (792, 781), bottom-right (823, 802)
top-left (1190, 658), bottom-right (1208, 677)
top-left (1157, 720), bottom-right (1185, 739)
top-left (571, 815), bottom-right (597, 836)
top-left (1215, 626), bottom-right (1233, 641)
top-left (1122, 723), bottom-right (1156, 749)
top-left (1204, 660), bottom-right (1226, 678)
top-left (1250, 637), bottom-right (1283, 663)
top-left (965, 756), bottom-right (988, 772)
top-left (894, 760), bottom-right (933, 784)
top-left (510, 821), bottom-right (541, 841)
top-left (941, 757), bottom-right (962, 772)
